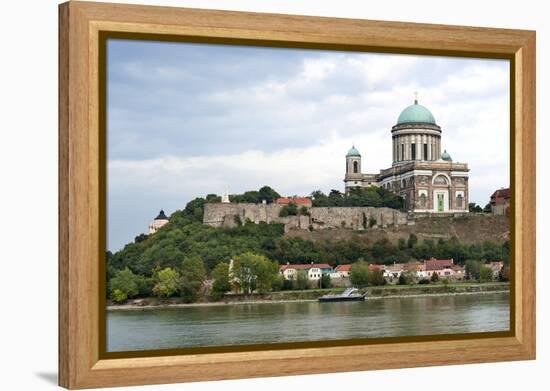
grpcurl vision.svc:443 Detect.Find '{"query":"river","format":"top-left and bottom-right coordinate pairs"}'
top-left (106, 292), bottom-right (510, 352)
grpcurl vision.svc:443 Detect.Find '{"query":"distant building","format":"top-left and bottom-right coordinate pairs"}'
top-left (421, 258), bottom-right (455, 278)
top-left (490, 188), bottom-right (510, 215)
top-left (279, 262), bottom-right (332, 280)
top-left (275, 197), bottom-right (313, 208)
top-left (335, 264), bottom-right (352, 278)
top-left (148, 210), bottom-right (169, 234)
top-left (486, 261), bottom-right (504, 279)
top-left (383, 263), bottom-right (404, 278)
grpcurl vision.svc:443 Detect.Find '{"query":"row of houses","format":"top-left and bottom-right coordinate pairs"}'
top-left (279, 259), bottom-right (505, 281)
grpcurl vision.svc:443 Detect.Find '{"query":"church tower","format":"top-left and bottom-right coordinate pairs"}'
top-left (346, 145), bottom-right (361, 175)
top-left (344, 145), bottom-right (377, 192)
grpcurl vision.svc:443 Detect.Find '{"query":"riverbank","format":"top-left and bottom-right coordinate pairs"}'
top-left (107, 282), bottom-right (509, 311)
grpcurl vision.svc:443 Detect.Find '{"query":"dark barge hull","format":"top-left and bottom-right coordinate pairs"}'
top-left (318, 296), bottom-right (365, 302)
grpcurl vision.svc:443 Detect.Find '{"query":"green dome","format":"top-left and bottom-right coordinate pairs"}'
top-left (441, 150), bottom-right (452, 161)
top-left (346, 145), bottom-right (361, 157)
top-left (397, 101), bottom-right (436, 125)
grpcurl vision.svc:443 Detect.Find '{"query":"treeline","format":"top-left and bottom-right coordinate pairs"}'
top-left (109, 252), bottom-right (281, 304)
top-left (311, 187), bottom-right (404, 209)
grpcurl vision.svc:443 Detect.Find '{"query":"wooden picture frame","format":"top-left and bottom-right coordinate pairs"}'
top-left (59, 1), bottom-right (536, 389)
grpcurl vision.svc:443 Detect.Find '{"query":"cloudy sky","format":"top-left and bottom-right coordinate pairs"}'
top-left (107, 39), bottom-right (510, 251)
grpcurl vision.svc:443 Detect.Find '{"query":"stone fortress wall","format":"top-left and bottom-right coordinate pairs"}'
top-left (203, 203), bottom-right (411, 232)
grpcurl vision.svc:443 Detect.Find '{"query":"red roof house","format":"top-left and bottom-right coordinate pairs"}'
top-left (275, 197), bottom-right (312, 207)
top-left (424, 258), bottom-right (454, 271)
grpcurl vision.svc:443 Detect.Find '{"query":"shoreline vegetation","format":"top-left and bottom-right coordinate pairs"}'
top-left (107, 282), bottom-right (509, 311)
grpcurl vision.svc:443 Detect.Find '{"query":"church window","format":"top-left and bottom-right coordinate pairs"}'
top-left (434, 175), bottom-right (448, 185)
top-left (401, 144), bottom-right (404, 161)
top-left (411, 143), bottom-right (416, 160)
top-left (423, 143), bottom-right (428, 160)
top-left (456, 194), bottom-right (463, 208)
top-left (353, 161), bottom-right (359, 173)
top-left (402, 179), bottom-right (406, 188)
top-left (420, 193), bottom-right (427, 207)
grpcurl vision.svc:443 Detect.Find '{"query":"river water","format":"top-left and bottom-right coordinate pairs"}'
top-left (106, 292), bottom-right (510, 352)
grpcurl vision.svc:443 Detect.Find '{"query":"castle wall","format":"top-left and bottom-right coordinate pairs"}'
top-left (203, 203), bottom-right (410, 232)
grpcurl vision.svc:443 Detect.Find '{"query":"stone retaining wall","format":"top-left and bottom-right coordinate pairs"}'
top-left (203, 203), bottom-right (410, 232)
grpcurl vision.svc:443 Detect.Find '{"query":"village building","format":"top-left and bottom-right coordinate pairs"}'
top-left (486, 261), bottom-right (504, 279)
top-left (421, 258), bottom-right (455, 278)
top-left (383, 263), bottom-right (405, 279)
top-left (344, 97), bottom-right (469, 213)
top-left (334, 264), bottom-right (352, 278)
top-left (489, 188), bottom-right (510, 215)
top-left (275, 197), bottom-right (313, 208)
top-left (279, 263), bottom-right (333, 281)
top-left (148, 210), bottom-right (169, 234)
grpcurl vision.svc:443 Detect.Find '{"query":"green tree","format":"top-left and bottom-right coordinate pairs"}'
top-left (295, 270), bottom-right (309, 290)
top-left (479, 266), bottom-right (494, 282)
top-left (258, 186), bottom-right (281, 203)
top-left (271, 274), bottom-right (284, 291)
top-left (430, 271), bottom-right (439, 282)
top-left (407, 233), bottom-right (418, 249)
top-left (232, 253), bottom-right (278, 294)
top-left (465, 260), bottom-right (481, 280)
top-left (368, 269), bottom-right (386, 286)
top-left (483, 203), bottom-right (492, 213)
top-left (468, 203), bottom-right (483, 213)
top-left (179, 256), bottom-right (206, 302)
top-left (205, 193), bottom-right (221, 203)
top-left (350, 262), bottom-right (370, 287)
top-left (184, 197), bottom-right (206, 221)
top-left (279, 202), bottom-right (298, 217)
top-left (320, 274), bottom-right (332, 289)
top-left (211, 262), bottom-right (231, 300)
top-left (152, 267), bottom-right (180, 298)
top-left (109, 267), bottom-right (139, 301)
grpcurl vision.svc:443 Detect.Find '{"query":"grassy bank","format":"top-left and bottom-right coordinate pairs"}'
top-left (107, 282), bottom-right (509, 310)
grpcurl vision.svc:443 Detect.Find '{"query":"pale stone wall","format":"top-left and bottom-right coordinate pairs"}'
top-left (203, 203), bottom-right (409, 232)
top-left (148, 219), bottom-right (168, 234)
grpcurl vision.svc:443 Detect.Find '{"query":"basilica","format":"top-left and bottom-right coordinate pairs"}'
top-left (344, 98), bottom-right (469, 214)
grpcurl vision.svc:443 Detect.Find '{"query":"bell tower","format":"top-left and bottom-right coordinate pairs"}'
top-left (346, 145), bottom-right (362, 175)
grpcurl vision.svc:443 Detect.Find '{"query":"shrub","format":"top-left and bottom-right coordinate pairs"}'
top-left (320, 274), bottom-right (332, 289)
top-left (279, 203), bottom-right (298, 217)
top-left (152, 267), bottom-right (180, 298)
top-left (368, 269), bottom-right (386, 286)
top-left (109, 267), bottom-right (139, 300)
top-left (418, 278), bottom-right (430, 285)
top-left (430, 272), bottom-right (439, 282)
top-left (110, 289), bottom-right (127, 303)
top-left (479, 266), bottom-right (494, 283)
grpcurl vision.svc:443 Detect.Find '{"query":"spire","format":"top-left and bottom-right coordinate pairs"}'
top-left (221, 190), bottom-right (230, 203)
top-left (414, 91), bottom-right (419, 105)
